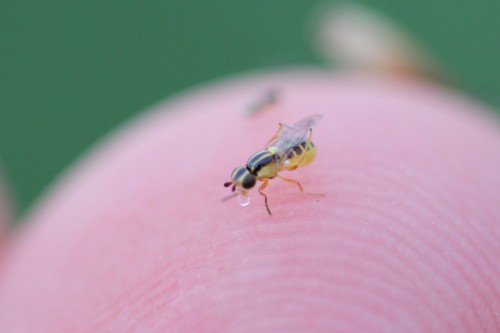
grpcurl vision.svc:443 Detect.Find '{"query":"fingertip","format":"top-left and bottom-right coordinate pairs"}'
top-left (0, 70), bottom-right (499, 332)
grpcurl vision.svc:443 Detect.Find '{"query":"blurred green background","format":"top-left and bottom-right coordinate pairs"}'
top-left (1, 1), bottom-right (499, 214)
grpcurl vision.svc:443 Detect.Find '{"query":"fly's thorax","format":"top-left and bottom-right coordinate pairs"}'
top-left (266, 146), bottom-right (280, 155)
top-left (246, 149), bottom-right (279, 179)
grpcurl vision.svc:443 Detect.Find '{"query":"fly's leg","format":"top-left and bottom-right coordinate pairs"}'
top-left (277, 174), bottom-right (324, 197)
top-left (277, 174), bottom-right (304, 192)
top-left (258, 179), bottom-right (272, 215)
top-left (265, 123), bottom-right (284, 146)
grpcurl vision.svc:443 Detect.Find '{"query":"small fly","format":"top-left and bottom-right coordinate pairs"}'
top-left (246, 89), bottom-right (279, 115)
top-left (224, 114), bottom-right (323, 215)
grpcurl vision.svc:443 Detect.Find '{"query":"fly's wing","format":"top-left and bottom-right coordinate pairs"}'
top-left (267, 114), bottom-right (323, 166)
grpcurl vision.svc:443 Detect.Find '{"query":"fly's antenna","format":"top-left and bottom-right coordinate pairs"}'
top-left (224, 181), bottom-right (236, 193)
top-left (222, 181), bottom-right (237, 202)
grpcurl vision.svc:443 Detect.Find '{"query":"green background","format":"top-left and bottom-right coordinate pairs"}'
top-left (1, 1), bottom-right (499, 214)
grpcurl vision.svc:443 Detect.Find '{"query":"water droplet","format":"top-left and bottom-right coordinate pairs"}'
top-left (237, 194), bottom-right (251, 206)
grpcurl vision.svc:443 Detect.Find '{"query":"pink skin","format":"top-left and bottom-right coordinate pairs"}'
top-left (0, 70), bottom-right (499, 332)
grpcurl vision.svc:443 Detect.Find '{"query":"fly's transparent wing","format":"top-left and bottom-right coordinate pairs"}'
top-left (267, 114), bottom-right (323, 165)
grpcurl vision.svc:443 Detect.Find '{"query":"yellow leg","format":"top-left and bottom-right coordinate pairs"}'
top-left (277, 174), bottom-right (304, 192)
top-left (258, 179), bottom-right (272, 215)
top-left (277, 173), bottom-right (324, 197)
top-left (265, 123), bottom-right (284, 146)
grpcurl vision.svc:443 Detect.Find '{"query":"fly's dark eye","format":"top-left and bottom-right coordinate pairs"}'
top-left (242, 175), bottom-right (256, 189)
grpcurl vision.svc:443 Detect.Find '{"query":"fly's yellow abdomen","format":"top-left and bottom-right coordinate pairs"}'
top-left (281, 141), bottom-right (317, 171)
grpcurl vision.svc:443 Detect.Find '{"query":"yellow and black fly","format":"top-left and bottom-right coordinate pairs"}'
top-left (224, 114), bottom-right (323, 215)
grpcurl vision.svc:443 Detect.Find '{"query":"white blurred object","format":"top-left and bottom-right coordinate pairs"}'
top-left (311, 2), bottom-right (447, 80)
